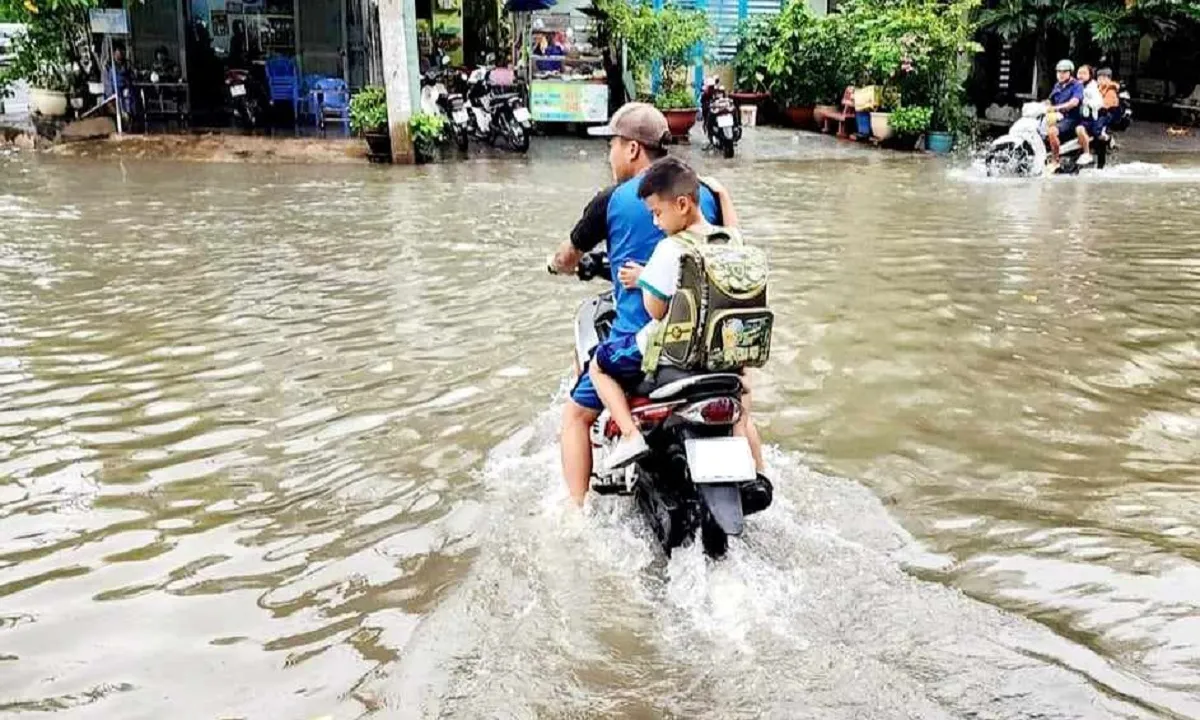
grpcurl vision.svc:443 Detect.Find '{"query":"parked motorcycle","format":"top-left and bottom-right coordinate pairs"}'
top-left (701, 76), bottom-right (741, 159)
top-left (224, 67), bottom-right (266, 129)
top-left (464, 65), bottom-right (533, 153)
top-left (420, 60), bottom-right (471, 152)
top-left (557, 251), bottom-right (773, 558)
top-left (985, 94), bottom-right (1131, 177)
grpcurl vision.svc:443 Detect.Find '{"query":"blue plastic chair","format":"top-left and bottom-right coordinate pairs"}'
top-left (265, 55), bottom-right (301, 124)
top-left (299, 73), bottom-right (325, 121)
top-left (312, 77), bottom-right (350, 134)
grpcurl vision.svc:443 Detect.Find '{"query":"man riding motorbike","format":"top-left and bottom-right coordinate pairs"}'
top-left (1044, 59), bottom-right (1083, 170)
top-left (547, 102), bottom-right (768, 507)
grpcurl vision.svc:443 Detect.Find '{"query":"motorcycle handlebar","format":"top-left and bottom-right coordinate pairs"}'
top-left (546, 251), bottom-right (609, 281)
top-left (576, 252), bottom-right (610, 282)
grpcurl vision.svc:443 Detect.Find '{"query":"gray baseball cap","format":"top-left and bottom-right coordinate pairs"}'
top-left (587, 102), bottom-right (672, 150)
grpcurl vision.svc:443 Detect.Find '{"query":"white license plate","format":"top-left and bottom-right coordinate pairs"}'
top-left (513, 107), bottom-right (531, 123)
top-left (230, 84), bottom-right (246, 97)
top-left (685, 437), bottom-right (757, 484)
top-left (452, 109), bottom-right (468, 123)
top-left (717, 114), bottom-right (734, 128)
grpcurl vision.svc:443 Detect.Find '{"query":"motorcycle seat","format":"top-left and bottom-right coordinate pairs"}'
top-left (633, 367), bottom-right (744, 401)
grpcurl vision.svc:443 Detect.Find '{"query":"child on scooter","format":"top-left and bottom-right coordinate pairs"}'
top-left (588, 158), bottom-right (737, 469)
top-left (1096, 68), bottom-right (1122, 140)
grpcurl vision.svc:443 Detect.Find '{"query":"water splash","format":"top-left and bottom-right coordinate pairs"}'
top-left (949, 156), bottom-right (1200, 184)
top-left (361, 404), bottom-right (1173, 720)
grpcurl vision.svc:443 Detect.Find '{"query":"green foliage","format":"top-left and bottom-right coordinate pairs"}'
top-left (735, 0), bottom-right (978, 113)
top-left (653, 86), bottom-right (698, 110)
top-left (888, 104), bottom-right (932, 135)
top-left (0, 13), bottom-right (79, 94)
top-left (349, 85), bottom-right (388, 134)
top-left (983, 0), bottom-right (1200, 50)
top-left (836, 0), bottom-right (982, 125)
top-left (763, 2), bottom-right (825, 106)
top-left (732, 15), bottom-right (778, 94)
top-left (601, 0), bottom-right (711, 99)
top-left (409, 111), bottom-right (446, 158)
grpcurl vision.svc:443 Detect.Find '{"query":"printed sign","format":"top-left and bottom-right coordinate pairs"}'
top-left (529, 81), bottom-right (608, 123)
top-left (88, 8), bottom-right (128, 35)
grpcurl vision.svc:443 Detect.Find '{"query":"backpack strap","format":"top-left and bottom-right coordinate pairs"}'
top-left (672, 226), bottom-right (741, 248)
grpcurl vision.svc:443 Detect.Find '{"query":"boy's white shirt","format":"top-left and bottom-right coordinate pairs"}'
top-left (633, 236), bottom-right (687, 354)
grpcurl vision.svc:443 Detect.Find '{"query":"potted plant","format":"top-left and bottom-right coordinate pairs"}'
top-left (731, 14), bottom-right (777, 109)
top-left (654, 87), bottom-right (702, 138)
top-left (349, 85), bottom-right (391, 161)
top-left (764, 1), bottom-right (825, 129)
top-left (887, 104), bottom-right (931, 149)
top-left (408, 112), bottom-right (446, 164)
top-left (808, 10), bottom-right (856, 131)
top-left (870, 85), bottom-right (901, 140)
top-left (0, 15), bottom-right (75, 118)
top-left (604, 0), bottom-right (712, 139)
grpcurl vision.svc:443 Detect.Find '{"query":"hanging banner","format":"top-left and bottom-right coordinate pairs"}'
top-left (529, 81), bottom-right (608, 123)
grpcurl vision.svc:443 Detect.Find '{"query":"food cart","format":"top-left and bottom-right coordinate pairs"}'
top-left (513, 6), bottom-right (609, 124)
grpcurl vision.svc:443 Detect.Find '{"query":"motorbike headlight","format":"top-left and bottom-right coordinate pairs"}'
top-left (150, 72), bottom-right (160, 84)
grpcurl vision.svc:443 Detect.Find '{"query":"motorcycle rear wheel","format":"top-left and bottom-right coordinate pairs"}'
top-left (503, 113), bottom-right (530, 153)
top-left (722, 137), bottom-right (735, 159)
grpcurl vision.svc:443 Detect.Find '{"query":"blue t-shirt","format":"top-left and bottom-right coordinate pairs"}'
top-left (1050, 79), bottom-right (1083, 120)
top-left (570, 175), bottom-right (720, 339)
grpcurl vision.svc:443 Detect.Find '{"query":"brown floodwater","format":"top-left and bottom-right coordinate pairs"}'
top-left (2, 132), bottom-right (1200, 719)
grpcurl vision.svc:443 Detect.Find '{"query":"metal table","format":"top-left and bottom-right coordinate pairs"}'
top-left (134, 81), bottom-right (190, 131)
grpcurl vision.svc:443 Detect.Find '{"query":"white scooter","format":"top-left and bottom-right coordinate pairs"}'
top-left (985, 95), bottom-right (1131, 177)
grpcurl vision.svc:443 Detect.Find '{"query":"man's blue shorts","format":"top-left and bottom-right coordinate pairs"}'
top-left (1052, 116), bottom-right (1079, 139)
top-left (570, 333), bottom-right (645, 412)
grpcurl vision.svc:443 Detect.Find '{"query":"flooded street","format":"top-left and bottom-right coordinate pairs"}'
top-left (2, 132), bottom-right (1200, 719)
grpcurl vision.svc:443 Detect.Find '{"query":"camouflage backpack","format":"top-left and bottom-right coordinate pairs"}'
top-left (642, 227), bottom-right (773, 374)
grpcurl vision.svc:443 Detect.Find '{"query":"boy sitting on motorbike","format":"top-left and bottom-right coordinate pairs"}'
top-left (1095, 68), bottom-right (1122, 141)
top-left (588, 157), bottom-right (738, 469)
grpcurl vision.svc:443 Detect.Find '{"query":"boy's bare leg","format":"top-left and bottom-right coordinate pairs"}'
top-left (589, 362), bottom-right (638, 437)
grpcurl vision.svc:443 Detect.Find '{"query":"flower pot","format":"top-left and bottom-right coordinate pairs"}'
top-left (29, 88), bottom-right (68, 118)
top-left (784, 106), bottom-right (814, 129)
top-left (870, 111), bottom-right (894, 141)
top-left (730, 92), bottom-right (769, 107)
top-left (414, 145), bottom-right (436, 164)
top-left (663, 108), bottom-right (698, 140)
top-left (926, 131), bottom-right (954, 154)
top-left (363, 130), bottom-right (392, 163)
top-left (854, 111), bottom-right (872, 137)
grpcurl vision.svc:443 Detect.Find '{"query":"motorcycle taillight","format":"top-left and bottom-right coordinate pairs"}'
top-left (676, 397), bottom-right (741, 425)
top-left (603, 402), bottom-right (679, 439)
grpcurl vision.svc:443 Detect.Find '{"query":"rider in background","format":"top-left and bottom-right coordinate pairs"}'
top-left (1044, 59), bottom-right (1083, 170)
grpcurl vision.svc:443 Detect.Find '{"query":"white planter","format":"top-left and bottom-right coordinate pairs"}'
top-left (29, 87), bottom-right (68, 117)
top-left (870, 111), bottom-right (894, 141)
